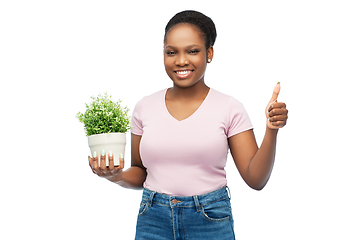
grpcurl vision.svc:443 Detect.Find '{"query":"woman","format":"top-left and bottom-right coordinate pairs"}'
top-left (89, 10), bottom-right (288, 239)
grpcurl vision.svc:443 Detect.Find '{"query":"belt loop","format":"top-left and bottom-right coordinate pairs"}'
top-left (226, 186), bottom-right (231, 200)
top-left (148, 191), bottom-right (156, 207)
top-left (193, 195), bottom-right (201, 212)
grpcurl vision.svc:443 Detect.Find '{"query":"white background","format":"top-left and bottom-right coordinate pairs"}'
top-left (1, 0), bottom-right (359, 239)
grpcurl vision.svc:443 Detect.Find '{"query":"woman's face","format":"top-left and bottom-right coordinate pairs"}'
top-left (164, 24), bottom-right (213, 89)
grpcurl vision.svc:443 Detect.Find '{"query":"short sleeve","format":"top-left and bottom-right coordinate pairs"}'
top-left (226, 97), bottom-right (253, 138)
top-left (131, 99), bottom-right (143, 136)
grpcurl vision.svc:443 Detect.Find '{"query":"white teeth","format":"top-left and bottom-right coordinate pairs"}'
top-left (176, 71), bottom-right (191, 75)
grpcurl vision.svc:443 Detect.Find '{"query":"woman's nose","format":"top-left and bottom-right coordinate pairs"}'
top-left (175, 54), bottom-right (189, 66)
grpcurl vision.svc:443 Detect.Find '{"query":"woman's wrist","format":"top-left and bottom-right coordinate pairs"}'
top-left (265, 125), bottom-right (279, 135)
top-left (105, 171), bottom-right (123, 183)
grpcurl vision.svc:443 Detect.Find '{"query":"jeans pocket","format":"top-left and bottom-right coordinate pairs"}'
top-left (138, 198), bottom-right (149, 217)
top-left (201, 198), bottom-right (231, 222)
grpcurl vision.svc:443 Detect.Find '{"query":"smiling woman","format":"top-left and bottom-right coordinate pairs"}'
top-left (87, 10), bottom-right (288, 240)
top-left (164, 24), bottom-right (213, 90)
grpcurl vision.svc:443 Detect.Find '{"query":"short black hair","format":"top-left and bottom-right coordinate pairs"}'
top-left (164, 10), bottom-right (217, 50)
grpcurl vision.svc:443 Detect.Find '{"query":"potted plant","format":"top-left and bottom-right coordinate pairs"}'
top-left (76, 93), bottom-right (131, 166)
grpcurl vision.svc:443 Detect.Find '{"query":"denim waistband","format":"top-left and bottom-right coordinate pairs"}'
top-left (141, 186), bottom-right (231, 210)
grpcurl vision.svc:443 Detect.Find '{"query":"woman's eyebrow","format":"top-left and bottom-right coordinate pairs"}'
top-left (165, 44), bottom-right (201, 49)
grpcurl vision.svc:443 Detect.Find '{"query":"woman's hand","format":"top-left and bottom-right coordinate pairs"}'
top-left (88, 150), bottom-right (125, 182)
top-left (265, 83), bottom-right (288, 129)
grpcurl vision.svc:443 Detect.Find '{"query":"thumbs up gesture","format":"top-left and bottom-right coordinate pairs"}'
top-left (265, 83), bottom-right (288, 129)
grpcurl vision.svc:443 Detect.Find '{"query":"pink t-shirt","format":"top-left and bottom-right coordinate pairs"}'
top-left (131, 88), bottom-right (253, 196)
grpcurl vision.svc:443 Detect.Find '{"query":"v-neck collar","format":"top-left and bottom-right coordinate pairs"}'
top-left (163, 88), bottom-right (212, 123)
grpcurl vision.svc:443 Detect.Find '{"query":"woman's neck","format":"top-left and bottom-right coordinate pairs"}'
top-left (168, 81), bottom-right (210, 101)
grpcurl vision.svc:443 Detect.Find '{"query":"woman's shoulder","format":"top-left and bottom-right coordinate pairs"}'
top-left (133, 89), bottom-right (167, 115)
top-left (136, 89), bottom-right (167, 104)
top-left (210, 88), bottom-right (243, 104)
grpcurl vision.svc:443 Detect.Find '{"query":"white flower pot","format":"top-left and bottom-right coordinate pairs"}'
top-left (88, 133), bottom-right (126, 167)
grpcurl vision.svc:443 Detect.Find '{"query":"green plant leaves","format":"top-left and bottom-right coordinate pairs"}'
top-left (76, 93), bottom-right (131, 136)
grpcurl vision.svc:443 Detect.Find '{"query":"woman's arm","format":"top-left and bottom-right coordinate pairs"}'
top-left (89, 133), bottom-right (147, 189)
top-left (229, 83), bottom-right (288, 190)
top-left (228, 128), bottom-right (278, 190)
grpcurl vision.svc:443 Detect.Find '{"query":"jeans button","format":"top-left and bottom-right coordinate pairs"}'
top-left (172, 199), bottom-right (178, 204)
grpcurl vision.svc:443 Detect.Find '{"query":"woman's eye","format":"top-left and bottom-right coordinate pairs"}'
top-left (166, 51), bottom-right (175, 55)
top-left (189, 50), bottom-right (199, 54)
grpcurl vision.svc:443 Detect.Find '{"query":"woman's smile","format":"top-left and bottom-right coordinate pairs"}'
top-left (174, 69), bottom-right (194, 79)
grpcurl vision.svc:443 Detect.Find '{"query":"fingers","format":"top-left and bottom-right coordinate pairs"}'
top-left (99, 150), bottom-right (109, 175)
top-left (89, 150), bottom-right (124, 177)
top-left (90, 151), bottom-right (105, 176)
top-left (119, 154), bottom-right (125, 169)
top-left (268, 114), bottom-right (288, 123)
top-left (112, 153), bottom-right (125, 175)
top-left (88, 156), bottom-right (96, 174)
top-left (108, 150), bottom-right (115, 172)
top-left (267, 102), bottom-right (288, 128)
top-left (269, 82), bottom-right (281, 103)
top-left (268, 102), bottom-right (287, 114)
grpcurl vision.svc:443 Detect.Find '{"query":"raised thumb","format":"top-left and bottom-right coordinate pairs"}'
top-left (269, 82), bottom-right (281, 102)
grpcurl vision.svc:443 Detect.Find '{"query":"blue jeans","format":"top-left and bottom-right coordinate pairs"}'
top-left (135, 187), bottom-right (235, 240)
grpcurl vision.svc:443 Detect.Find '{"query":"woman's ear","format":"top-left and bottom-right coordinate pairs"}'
top-left (207, 46), bottom-right (214, 63)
